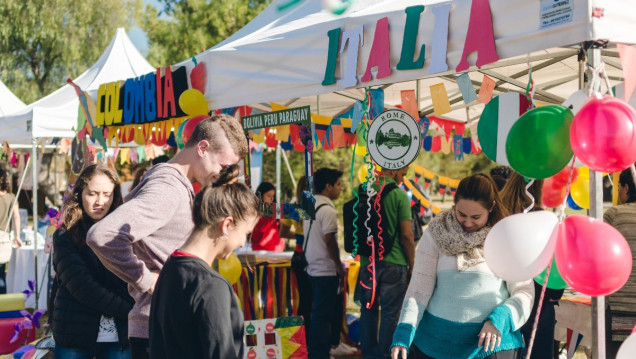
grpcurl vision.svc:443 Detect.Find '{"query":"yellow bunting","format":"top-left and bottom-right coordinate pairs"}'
top-left (440, 135), bottom-right (452, 154)
top-left (430, 83), bottom-right (452, 116)
top-left (133, 126), bottom-right (146, 145)
top-left (251, 129), bottom-right (265, 143)
top-left (270, 103), bottom-right (286, 111)
top-left (438, 176), bottom-right (449, 186)
top-left (613, 172), bottom-right (620, 206)
top-left (403, 178), bottom-right (431, 208)
top-left (119, 148), bottom-right (130, 165)
top-left (311, 113), bottom-right (332, 125)
top-left (274, 125), bottom-right (290, 141)
top-left (449, 179), bottom-right (461, 189)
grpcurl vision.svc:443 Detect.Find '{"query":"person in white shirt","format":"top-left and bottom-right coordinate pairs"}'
top-left (304, 167), bottom-right (343, 359)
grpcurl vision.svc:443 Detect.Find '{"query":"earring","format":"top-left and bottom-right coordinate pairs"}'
top-left (223, 232), bottom-right (229, 241)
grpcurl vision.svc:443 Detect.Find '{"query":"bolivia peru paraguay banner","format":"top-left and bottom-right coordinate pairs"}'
top-left (322, 0), bottom-right (499, 89)
top-left (242, 106), bottom-right (311, 131)
top-left (95, 66), bottom-right (189, 126)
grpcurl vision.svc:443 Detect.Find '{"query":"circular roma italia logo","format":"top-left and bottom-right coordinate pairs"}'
top-left (367, 109), bottom-right (421, 170)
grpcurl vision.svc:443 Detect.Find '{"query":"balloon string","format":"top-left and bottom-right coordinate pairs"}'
top-left (524, 259), bottom-right (552, 359)
top-left (523, 179), bottom-right (535, 213)
top-left (350, 141), bottom-right (360, 258)
top-left (373, 173), bottom-right (387, 260)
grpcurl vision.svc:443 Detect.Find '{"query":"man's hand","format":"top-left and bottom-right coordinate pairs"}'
top-left (146, 272), bottom-right (160, 294)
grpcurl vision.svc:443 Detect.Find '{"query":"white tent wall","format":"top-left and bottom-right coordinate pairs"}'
top-left (0, 79), bottom-right (26, 116)
top-left (188, 0), bottom-right (636, 111)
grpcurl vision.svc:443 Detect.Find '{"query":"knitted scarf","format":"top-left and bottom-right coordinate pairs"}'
top-left (429, 206), bottom-right (491, 271)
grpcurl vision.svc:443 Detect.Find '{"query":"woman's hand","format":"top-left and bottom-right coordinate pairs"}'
top-left (477, 320), bottom-right (501, 352)
top-left (391, 345), bottom-right (407, 359)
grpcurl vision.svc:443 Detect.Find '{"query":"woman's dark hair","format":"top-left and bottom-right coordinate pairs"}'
top-left (62, 164), bottom-right (123, 247)
top-left (192, 164), bottom-right (259, 234)
top-left (619, 167), bottom-right (636, 203)
top-left (255, 181), bottom-right (276, 201)
top-left (454, 173), bottom-right (509, 226)
top-left (499, 172), bottom-right (544, 214)
top-left (0, 168), bottom-right (10, 192)
top-left (130, 166), bottom-right (148, 192)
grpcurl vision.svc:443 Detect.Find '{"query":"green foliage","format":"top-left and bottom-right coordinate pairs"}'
top-left (140, 0), bottom-right (270, 66)
top-left (0, 0), bottom-right (142, 104)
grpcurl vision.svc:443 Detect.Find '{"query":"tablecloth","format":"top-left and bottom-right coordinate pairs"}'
top-left (6, 240), bottom-right (49, 310)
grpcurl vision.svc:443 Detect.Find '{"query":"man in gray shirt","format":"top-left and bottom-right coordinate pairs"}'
top-left (87, 114), bottom-right (247, 359)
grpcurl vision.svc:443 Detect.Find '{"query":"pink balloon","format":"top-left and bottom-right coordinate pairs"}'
top-left (570, 95), bottom-right (636, 173)
top-left (555, 215), bottom-right (633, 296)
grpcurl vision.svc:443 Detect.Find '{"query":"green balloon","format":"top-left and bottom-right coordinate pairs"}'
top-left (534, 256), bottom-right (568, 289)
top-left (176, 120), bottom-right (187, 149)
top-left (505, 105), bottom-right (573, 179)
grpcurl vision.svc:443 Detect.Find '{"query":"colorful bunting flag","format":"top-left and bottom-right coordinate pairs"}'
top-left (430, 83), bottom-right (452, 116)
top-left (456, 73), bottom-right (477, 104)
top-left (477, 75), bottom-right (496, 104)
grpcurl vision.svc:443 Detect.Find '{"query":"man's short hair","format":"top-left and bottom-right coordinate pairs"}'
top-left (314, 167), bottom-right (343, 193)
top-left (185, 114), bottom-right (248, 158)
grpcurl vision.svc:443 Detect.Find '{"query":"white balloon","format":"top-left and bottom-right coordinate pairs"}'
top-left (484, 211), bottom-right (559, 282)
top-left (562, 90), bottom-right (589, 115)
top-left (617, 331), bottom-right (636, 359)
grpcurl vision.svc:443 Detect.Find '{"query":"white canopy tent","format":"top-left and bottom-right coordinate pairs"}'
top-left (175, 1), bottom-right (635, 356)
top-left (0, 80), bottom-right (26, 117)
top-left (182, 0), bottom-right (633, 119)
top-left (0, 28), bottom-right (154, 145)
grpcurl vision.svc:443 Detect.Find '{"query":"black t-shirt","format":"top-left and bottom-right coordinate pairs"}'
top-left (149, 255), bottom-right (244, 359)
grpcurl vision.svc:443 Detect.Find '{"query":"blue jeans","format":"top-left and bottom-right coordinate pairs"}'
top-left (359, 261), bottom-right (408, 359)
top-left (55, 343), bottom-right (131, 359)
top-left (308, 275), bottom-right (339, 359)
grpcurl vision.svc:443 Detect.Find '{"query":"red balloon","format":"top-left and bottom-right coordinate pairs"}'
top-left (570, 95), bottom-right (636, 173)
top-left (552, 166), bottom-right (579, 188)
top-left (181, 115), bottom-right (209, 146)
top-left (554, 215), bottom-right (633, 296)
top-left (542, 178), bottom-right (566, 208)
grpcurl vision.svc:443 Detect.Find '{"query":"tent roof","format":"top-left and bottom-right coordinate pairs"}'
top-left (0, 28), bottom-right (154, 145)
top-left (0, 80), bottom-right (26, 117)
top-left (184, 0), bottom-right (633, 120)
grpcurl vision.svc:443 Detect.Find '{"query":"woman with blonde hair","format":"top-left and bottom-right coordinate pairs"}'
top-left (500, 172), bottom-right (563, 359)
top-left (149, 165), bottom-right (259, 359)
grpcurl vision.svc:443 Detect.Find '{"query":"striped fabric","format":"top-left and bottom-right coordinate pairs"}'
top-left (604, 203), bottom-right (636, 313)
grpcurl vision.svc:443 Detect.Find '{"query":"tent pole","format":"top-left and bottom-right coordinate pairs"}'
top-left (31, 137), bottom-right (39, 310)
top-left (586, 45), bottom-right (606, 359)
top-left (276, 144), bottom-right (281, 204)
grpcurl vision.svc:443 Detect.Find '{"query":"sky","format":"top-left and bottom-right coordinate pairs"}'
top-left (128, 0), bottom-right (163, 57)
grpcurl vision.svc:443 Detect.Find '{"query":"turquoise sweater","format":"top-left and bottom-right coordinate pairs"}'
top-left (391, 230), bottom-right (534, 358)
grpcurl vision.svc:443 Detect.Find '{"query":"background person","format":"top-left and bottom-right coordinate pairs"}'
top-left (304, 167), bottom-right (344, 359)
top-left (603, 167), bottom-right (636, 358)
top-left (251, 181), bottom-right (285, 251)
top-left (391, 174), bottom-right (534, 359)
top-left (500, 172), bottom-right (563, 359)
top-left (149, 165), bottom-right (258, 359)
top-left (0, 167), bottom-right (21, 294)
top-left (52, 164), bottom-right (133, 359)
